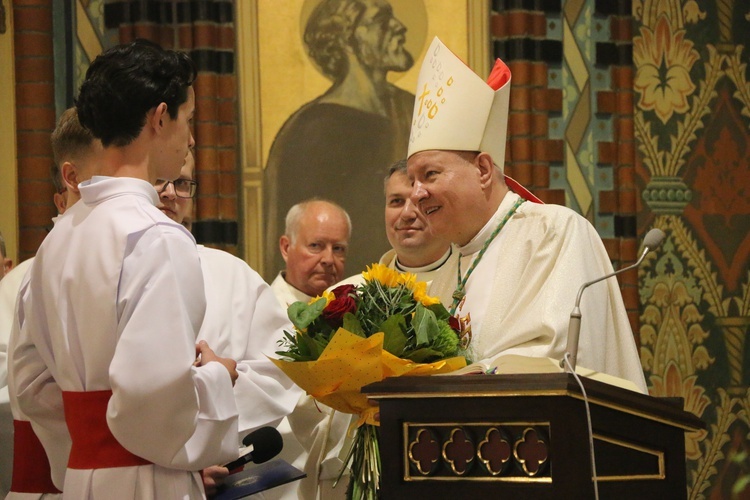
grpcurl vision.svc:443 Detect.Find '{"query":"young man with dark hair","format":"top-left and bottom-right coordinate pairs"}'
top-left (10, 40), bottom-right (240, 498)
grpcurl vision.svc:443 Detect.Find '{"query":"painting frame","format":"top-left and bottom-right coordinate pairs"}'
top-left (236, 0), bottom-right (488, 273)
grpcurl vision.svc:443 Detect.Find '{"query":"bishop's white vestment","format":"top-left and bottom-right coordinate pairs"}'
top-left (429, 192), bottom-right (648, 393)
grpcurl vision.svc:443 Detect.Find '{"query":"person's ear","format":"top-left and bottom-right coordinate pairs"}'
top-left (149, 103), bottom-right (169, 133)
top-left (61, 162), bottom-right (80, 194)
top-left (475, 152), bottom-right (496, 189)
top-left (53, 192), bottom-right (67, 214)
top-left (3, 258), bottom-right (13, 274)
top-left (279, 235), bottom-right (291, 264)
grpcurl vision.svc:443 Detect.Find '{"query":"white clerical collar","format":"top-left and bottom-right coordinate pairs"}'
top-left (459, 192), bottom-right (521, 256)
top-left (394, 247), bottom-right (453, 273)
top-left (79, 176), bottom-right (159, 206)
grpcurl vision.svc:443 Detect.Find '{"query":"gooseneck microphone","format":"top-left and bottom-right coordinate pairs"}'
top-left (223, 426), bottom-right (283, 471)
top-left (562, 228), bottom-right (666, 372)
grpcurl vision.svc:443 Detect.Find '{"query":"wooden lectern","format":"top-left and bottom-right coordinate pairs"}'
top-left (362, 373), bottom-right (704, 499)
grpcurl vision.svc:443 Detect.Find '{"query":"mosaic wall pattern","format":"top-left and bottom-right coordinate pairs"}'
top-left (492, 0), bottom-right (644, 335)
top-left (104, 0), bottom-right (240, 253)
top-left (633, 0), bottom-right (750, 497)
top-left (497, 0), bottom-right (750, 495)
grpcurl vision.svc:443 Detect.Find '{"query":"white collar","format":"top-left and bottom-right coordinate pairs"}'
top-left (394, 246), bottom-right (453, 273)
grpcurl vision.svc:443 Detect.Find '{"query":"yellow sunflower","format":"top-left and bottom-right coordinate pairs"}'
top-left (412, 281), bottom-right (441, 306)
top-left (362, 263), bottom-right (400, 287)
top-left (397, 271), bottom-right (418, 291)
top-left (309, 290), bottom-right (335, 306)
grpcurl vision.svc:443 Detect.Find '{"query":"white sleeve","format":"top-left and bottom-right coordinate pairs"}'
top-left (11, 280), bottom-right (71, 489)
top-left (230, 271), bottom-right (302, 436)
top-left (197, 252), bottom-right (301, 439)
top-left (109, 225), bottom-right (238, 470)
top-left (480, 211), bottom-right (647, 392)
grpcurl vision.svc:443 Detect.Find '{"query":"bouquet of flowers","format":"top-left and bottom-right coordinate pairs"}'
top-left (272, 263), bottom-right (467, 499)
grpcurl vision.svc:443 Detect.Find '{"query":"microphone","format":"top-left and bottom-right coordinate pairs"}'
top-left (562, 228), bottom-right (666, 372)
top-left (223, 426), bottom-right (283, 471)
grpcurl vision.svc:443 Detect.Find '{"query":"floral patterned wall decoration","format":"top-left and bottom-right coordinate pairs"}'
top-left (633, 0), bottom-right (750, 497)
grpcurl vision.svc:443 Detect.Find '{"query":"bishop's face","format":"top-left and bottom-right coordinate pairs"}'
top-left (352, 0), bottom-right (413, 73)
top-left (407, 150), bottom-right (488, 247)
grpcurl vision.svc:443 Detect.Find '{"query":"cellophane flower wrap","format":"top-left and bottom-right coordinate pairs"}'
top-left (272, 263), bottom-right (467, 499)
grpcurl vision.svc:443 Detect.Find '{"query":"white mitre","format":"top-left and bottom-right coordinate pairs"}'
top-left (407, 36), bottom-right (541, 204)
top-left (407, 37), bottom-right (511, 170)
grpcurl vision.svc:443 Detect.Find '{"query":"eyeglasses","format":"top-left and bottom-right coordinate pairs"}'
top-left (155, 179), bottom-right (198, 198)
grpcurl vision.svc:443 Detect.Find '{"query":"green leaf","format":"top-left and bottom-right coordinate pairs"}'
top-left (343, 312), bottom-right (366, 337)
top-left (428, 302), bottom-right (451, 320)
top-left (413, 303), bottom-right (438, 346)
top-left (405, 347), bottom-right (443, 363)
top-left (300, 332), bottom-right (327, 360)
top-left (288, 298), bottom-right (327, 330)
top-left (379, 314), bottom-right (408, 356)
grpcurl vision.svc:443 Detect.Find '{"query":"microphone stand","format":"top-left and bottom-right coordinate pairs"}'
top-left (562, 228), bottom-right (665, 372)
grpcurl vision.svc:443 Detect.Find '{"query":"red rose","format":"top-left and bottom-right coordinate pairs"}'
top-left (331, 284), bottom-right (356, 299)
top-left (448, 316), bottom-right (461, 333)
top-left (322, 296), bottom-right (357, 328)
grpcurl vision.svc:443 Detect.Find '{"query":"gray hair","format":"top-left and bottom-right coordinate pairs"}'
top-left (284, 198), bottom-right (352, 244)
top-left (0, 230), bottom-right (6, 259)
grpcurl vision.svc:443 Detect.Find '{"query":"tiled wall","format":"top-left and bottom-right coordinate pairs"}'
top-left (10, 1), bottom-right (241, 260)
top-left (105, 0), bottom-right (240, 255)
top-left (491, 0), bottom-right (642, 337)
top-left (13, 0), bottom-right (56, 262)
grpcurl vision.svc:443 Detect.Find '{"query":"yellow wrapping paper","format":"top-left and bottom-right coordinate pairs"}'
top-left (271, 328), bottom-right (466, 425)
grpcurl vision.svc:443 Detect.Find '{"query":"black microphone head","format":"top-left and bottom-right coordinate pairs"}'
top-left (643, 228), bottom-right (666, 251)
top-left (242, 426), bottom-right (283, 464)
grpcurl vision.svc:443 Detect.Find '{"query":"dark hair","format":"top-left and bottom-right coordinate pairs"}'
top-left (75, 39), bottom-right (196, 147)
top-left (304, 0), bottom-right (365, 82)
top-left (382, 158), bottom-right (407, 192)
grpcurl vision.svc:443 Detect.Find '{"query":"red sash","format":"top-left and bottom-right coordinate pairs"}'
top-left (10, 420), bottom-right (61, 493)
top-left (63, 390), bottom-right (152, 469)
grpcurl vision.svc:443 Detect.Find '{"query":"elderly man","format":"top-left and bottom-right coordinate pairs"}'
top-left (267, 199), bottom-right (352, 500)
top-left (406, 37), bottom-right (647, 392)
top-left (271, 200), bottom-right (351, 306)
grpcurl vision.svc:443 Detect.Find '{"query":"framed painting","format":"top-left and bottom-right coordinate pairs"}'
top-left (237, 0), bottom-right (488, 276)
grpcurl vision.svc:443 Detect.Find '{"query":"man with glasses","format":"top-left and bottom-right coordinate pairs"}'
top-left (10, 41), bottom-right (241, 498)
top-left (154, 150), bottom-right (301, 494)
